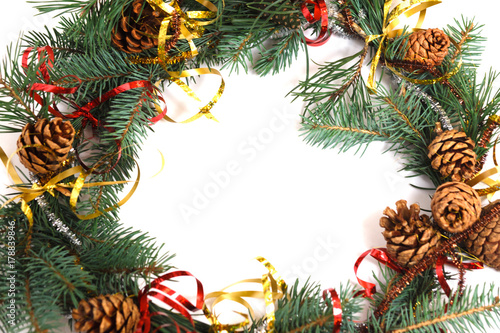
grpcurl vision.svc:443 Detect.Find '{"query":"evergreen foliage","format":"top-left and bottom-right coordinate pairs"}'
top-left (1, 0), bottom-right (500, 332)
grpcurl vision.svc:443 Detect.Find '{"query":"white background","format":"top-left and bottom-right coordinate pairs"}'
top-left (1, 1), bottom-right (500, 331)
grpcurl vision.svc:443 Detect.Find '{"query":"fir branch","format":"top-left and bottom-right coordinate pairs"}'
top-left (449, 21), bottom-right (475, 64)
top-left (381, 96), bottom-right (421, 138)
top-left (329, 40), bottom-right (369, 102)
top-left (0, 77), bottom-right (38, 121)
top-left (288, 314), bottom-right (333, 333)
top-left (391, 300), bottom-right (500, 333)
top-left (234, 33), bottom-right (254, 63)
top-left (25, 279), bottom-right (46, 333)
top-left (310, 124), bottom-right (388, 137)
top-left (253, 30), bottom-right (305, 76)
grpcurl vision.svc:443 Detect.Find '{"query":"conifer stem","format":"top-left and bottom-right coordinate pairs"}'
top-left (26, 279), bottom-right (47, 333)
top-left (382, 97), bottom-right (421, 137)
top-left (389, 300), bottom-right (500, 333)
top-left (288, 314), bottom-right (333, 333)
top-left (0, 77), bottom-right (38, 120)
top-left (311, 124), bottom-right (388, 137)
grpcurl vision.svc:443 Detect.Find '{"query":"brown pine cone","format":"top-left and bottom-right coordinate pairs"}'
top-left (403, 28), bottom-right (450, 67)
top-left (17, 117), bottom-right (75, 176)
top-left (253, 0), bottom-right (301, 29)
top-left (380, 200), bottom-right (442, 268)
top-left (428, 128), bottom-right (477, 182)
top-left (431, 181), bottom-right (481, 234)
top-left (111, 0), bottom-right (181, 54)
top-left (463, 200), bottom-right (500, 269)
top-left (72, 294), bottom-right (140, 333)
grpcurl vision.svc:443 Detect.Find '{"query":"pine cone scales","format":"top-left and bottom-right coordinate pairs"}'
top-left (72, 294), bottom-right (140, 333)
top-left (463, 200), bottom-right (500, 269)
top-left (253, 0), bottom-right (301, 29)
top-left (17, 117), bottom-right (75, 175)
top-left (380, 200), bottom-right (442, 268)
top-left (431, 182), bottom-right (481, 234)
top-left (404, 28), bottom-right (450, 67)
top-left (428, 129), bottom-right (477, 182)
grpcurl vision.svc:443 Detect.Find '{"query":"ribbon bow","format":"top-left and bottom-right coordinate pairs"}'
top-left (366, 0), bottom-right (442, 94)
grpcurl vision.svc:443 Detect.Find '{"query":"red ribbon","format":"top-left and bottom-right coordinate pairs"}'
top-left (353, 248), bottom-right (404, 298)
top-left (136, 270), bottom-right (205, 333)
top-left (300, 0), bottom-right (331, 46)
top-left (22, 46), bottom-right (165, 128)
top-left (355, 248), bottom-right (484, 299)
top-left (435, 255), bottom-right (483, 298)
top-left (323, 288), bottom-right (342, 333)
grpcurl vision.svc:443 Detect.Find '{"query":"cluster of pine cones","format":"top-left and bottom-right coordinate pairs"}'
top-left (380, 121), bottom-right (500, 270)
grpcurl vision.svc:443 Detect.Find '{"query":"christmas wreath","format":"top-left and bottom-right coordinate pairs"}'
top-left (2, 0), bottom-right (500, 332)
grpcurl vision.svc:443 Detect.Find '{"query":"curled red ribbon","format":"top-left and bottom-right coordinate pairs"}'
top-left (136, 270), bottom-right (205, 333)
top-left (322, 288), bottom-right (342, 333)
top-left (22, 46), bottom-right (165, 128)
top-left (301, 0), bottom-right (330, 46)
top-left (22, 46), bottom-right (168, 173)
top-left (354, 248), bottom-right (404, 298)
top-left (355, 248), bottom-right (484, 299)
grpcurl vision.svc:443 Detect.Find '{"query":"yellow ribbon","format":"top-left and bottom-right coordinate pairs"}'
top-left (145, 0), bottom-right (218, 65)
top-left (466, 116), bottom-right (500, 199)
top-left (0, 146), bottom-right (140, 224)
top-left (153, 67), bottom-right (225, 123)
top-left (128, 0), bottom-right (224, 123)
top-left (366, 0), bottom-right (442, 94)
top-left (203, 257), bottom-right (287, 332)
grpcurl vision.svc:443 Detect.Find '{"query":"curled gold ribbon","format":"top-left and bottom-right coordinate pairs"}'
top-left (144, 0), bottom-right (218, 66)
top-left (129, 0), bottom-right (224, 123)
top-left (153, 67), bottom-right (225, 123)
top-left (0, 146), bottom-right (139, 223)
top-left (366, 0), bottom-right (442, 94)
top-left (203, 257), bottom-right (287, 332)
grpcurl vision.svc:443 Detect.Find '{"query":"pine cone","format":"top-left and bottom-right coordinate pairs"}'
top-left (428, 128), bottom-right (477, 182)
top-left (403, 28), bottom-right (450, 67)
top-left (463, 200), bottom-right (500, 269)
top-left (72, 294), bottom-right (140, 333)
top-left (431, 182), bottom-right (481, 234)
top-left (17, 117), bottom-right (75, 176)
top-left (380, 200), bottom-right (442, 268)
top-left (253, 0), bottom-right (301, 29)
top-left (111, 0), bottom-right (180, 54)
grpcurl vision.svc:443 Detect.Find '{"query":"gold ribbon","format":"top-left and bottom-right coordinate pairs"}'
top-left (145, 0), bottom-right (218, 64)
top-left (129, 0), bottom-right (224, 123)
top-left (366, 0), bottom-right (442, 94)
top-left (0, 146), bottom-right (139, 224)
top-left (153, 67), bottom-right (225, 123)
top-left (203, 257), bottom-right (287, 332)
top-left (466, 116), bottom-right (500, 198)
